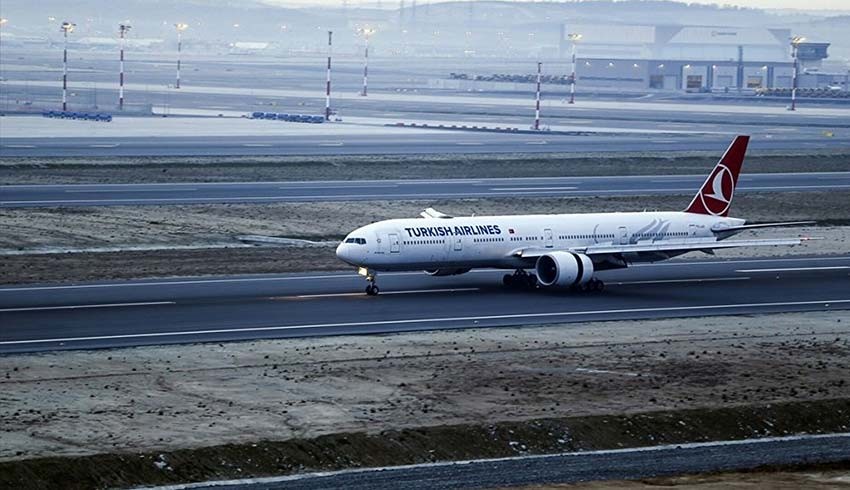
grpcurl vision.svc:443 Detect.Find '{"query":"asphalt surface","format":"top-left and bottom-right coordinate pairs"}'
top-left (177, 433), bottom-right (850, 490)
top-left (3, 131), bottom-right (850, 157)
top-left (3, 172), bottom-right (849, 207)
top-left (2, 255), bottom-right (848, 354)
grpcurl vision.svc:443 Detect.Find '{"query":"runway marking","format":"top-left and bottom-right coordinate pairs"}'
top-left (144, 432), bottom-right (850, 490)
top-left (242, 143), bottom-right (272, 147)
top-left (318, 142), bottom-right (344, 147)
top-left (64, 188), bottom-right (198, 193)
top-left (455, 142), bottom-right (484, 146)
top-left (0, 301), bottom-right (174, 313)
top-left (736, 266), bottom-right (850, 273)
top-left (293, 287), bottom-right (479, 299)
top-left (2, 299), bottom-right (849, 346)
top-left (0, 272), bottom-right (426, 292)
top-left (615, 277), bottom-right (750, 285)
top-left (525, 141), bottom-right (548, 145)
top-left (490, 187), bottom-right (578, 191)
top-left (279, 184), bottom-right (398, 190)
top-left (88, 144), bottom-right (120, 148)
top-left (2, 145), bottom-right (36, 148)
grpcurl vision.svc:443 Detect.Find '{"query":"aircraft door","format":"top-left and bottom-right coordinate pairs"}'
top-left (689, 224), bottom-right (697, 237)
top-left (453, 236), bottom-right (463, 252)
top-left (389, 233), bottom-right (400, 253)
top-left (544, 228), bottom-right (553, 248)
top-left (619, 226), bottom-right (628, 245)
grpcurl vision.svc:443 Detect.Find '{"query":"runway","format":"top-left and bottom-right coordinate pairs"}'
top-left (180, 433), bottom-right (850, 490)
top-left (1, 255), bottom-right (848, 354)
top-left (2, 131), bottom-right (850, 158)
top-left (3, 172), bottom-right (849, 207)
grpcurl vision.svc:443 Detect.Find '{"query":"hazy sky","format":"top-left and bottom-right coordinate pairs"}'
top-left (277, 0), bottom-right (849, 11)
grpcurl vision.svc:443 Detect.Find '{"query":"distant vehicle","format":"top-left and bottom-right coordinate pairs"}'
top-left (337, 136), bottom-right (812, 296)
top-left (251, 111), bottom-right (264, 119)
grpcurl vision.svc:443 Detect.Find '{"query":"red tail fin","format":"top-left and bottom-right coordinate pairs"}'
top-left (684, 135), bottom-right (749, 217)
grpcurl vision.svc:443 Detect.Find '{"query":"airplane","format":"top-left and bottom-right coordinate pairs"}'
top-left (336, 135), bottom-right (812, 295)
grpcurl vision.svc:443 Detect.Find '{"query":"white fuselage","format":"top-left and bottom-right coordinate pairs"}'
top-left (336, 211), bottom-right (745, 272)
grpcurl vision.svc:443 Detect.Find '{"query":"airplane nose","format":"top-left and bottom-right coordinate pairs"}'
top-left (336, 242), bottom-right (353, 264)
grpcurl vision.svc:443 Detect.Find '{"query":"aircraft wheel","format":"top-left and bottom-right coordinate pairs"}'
top-left (365, 285), bottom-right (379, 296)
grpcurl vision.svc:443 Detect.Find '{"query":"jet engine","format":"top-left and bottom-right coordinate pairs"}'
top-left (425, 268), bottom-right (471, 277)
top-left (535, 252), bottom-right (594, 288)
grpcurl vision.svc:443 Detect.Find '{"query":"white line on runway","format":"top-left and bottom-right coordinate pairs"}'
top-left (64, 188), bottom-right (199, 193)
top-left (3, 299), bottom-right (849, 346)
top-left (294, 287), bottom-right (479, 299)
top-left (279, 184), bottom-right (398, 190)
top-left (490, 187), bottom-right (578, 191)
top-left (242, 144), bottom-right (272, 147)
top-left (0, 301), bottom-right (174, 313)
top-left (736, 266), bottom-right (850, 273)
top-left (89, 144), bottom-right (120, 148)
top-left (144, 432), bottom-right (850, 490)
top-left (318, 142), bottom-right (344, 147)
top-left (2, 145), bottom-right (36, 148)
top-left (616, 277), bottom-right (750, 285)
top-left (525, 141), bottom-right (548, 145)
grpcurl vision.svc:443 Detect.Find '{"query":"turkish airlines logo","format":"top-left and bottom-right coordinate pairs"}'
top-left (699, 164), bottom-right (735, 216)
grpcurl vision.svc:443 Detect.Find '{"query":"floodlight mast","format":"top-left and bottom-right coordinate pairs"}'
top-left (358, 27), bottom-right (376, 96)
top-left (119, 24), bottom-right (131, 109)
top-left (789, 35), bottom-right (806, 111)
top-left (61, 21), bottom-right (76, 111)
top-left (175, 23), bottom-right (189, 89)
top-left (567, 33), bottom-right (582, 104)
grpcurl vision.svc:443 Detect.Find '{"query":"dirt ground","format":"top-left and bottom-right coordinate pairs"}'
top-left (514, 468), bottom-right (850, 489)
top-left (2, 151), bottom-right (848, 184)
top-left (2, 311), bottom-right (848, 463)
top-left (3, 193), bottom-right (848, 252)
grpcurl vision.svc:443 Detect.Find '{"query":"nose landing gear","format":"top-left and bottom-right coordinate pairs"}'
top-left (363, 270), bottom-right (380, 296)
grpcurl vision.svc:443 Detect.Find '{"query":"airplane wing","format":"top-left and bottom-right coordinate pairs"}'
top-left (512, 237), bottom-right (811, 260)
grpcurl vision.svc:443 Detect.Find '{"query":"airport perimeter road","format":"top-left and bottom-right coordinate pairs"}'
top-left (3, 172), bottom-right (849, 207)
top-left (172, 433), bottom-right (850, 490)
top-left (1, 256), bottom-right (848, 354)
top-left (3, 131), bottom-right (850, 157)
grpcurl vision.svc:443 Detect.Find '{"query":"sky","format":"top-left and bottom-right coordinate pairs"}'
top-left (272, 0), bottom-right (850, 11)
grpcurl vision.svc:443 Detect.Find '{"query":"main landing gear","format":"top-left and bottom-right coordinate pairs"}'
top-left (364, 270), bottom-right (380, 296)
top-left (578, 278), bottom-right (605, 293)
top-left (503, 269), bottom-right (538, 290)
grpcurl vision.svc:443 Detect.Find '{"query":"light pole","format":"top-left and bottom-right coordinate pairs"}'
top-left (118, 24), bottom-right (131, 110)
top-left (174, 23), bottom-right (188, 89)
top-left (358, 26), bottom-right (375, 97)
top-left (567, 33), bottom-right (581, 104)
top-left (534, 62), bottom-right (542, 130)
top-left (790, 35), bottom-right (806, 111)
top-left (325, 30), bottom-right (332, 121)
top-left (60, 21), bottom-right (75, 111)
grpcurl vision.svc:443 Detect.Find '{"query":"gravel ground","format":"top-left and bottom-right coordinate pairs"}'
top-left (2, 311), bottom-right (848, 462)
top-left (2, 151), bottom-right (848, 184)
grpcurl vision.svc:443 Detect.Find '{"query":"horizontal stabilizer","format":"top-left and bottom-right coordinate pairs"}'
top-left (711, 221), bottom-right (816, 234)
top-left (420, 208), bottom-right (453, 219)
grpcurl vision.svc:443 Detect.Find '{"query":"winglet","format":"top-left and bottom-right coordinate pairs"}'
top-left (684, 135), bottom-right (749, 217)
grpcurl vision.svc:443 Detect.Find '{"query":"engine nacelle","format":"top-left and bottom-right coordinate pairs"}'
top-left (535, 252), bottom-right (594, 288)
top-left (425, 268), bottom-right (471, 277)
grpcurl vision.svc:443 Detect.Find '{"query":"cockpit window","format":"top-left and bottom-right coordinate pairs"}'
top-left (345, 237), bottom-right (367, 245)
top-left (345, 238), bottom-right (356, 243)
